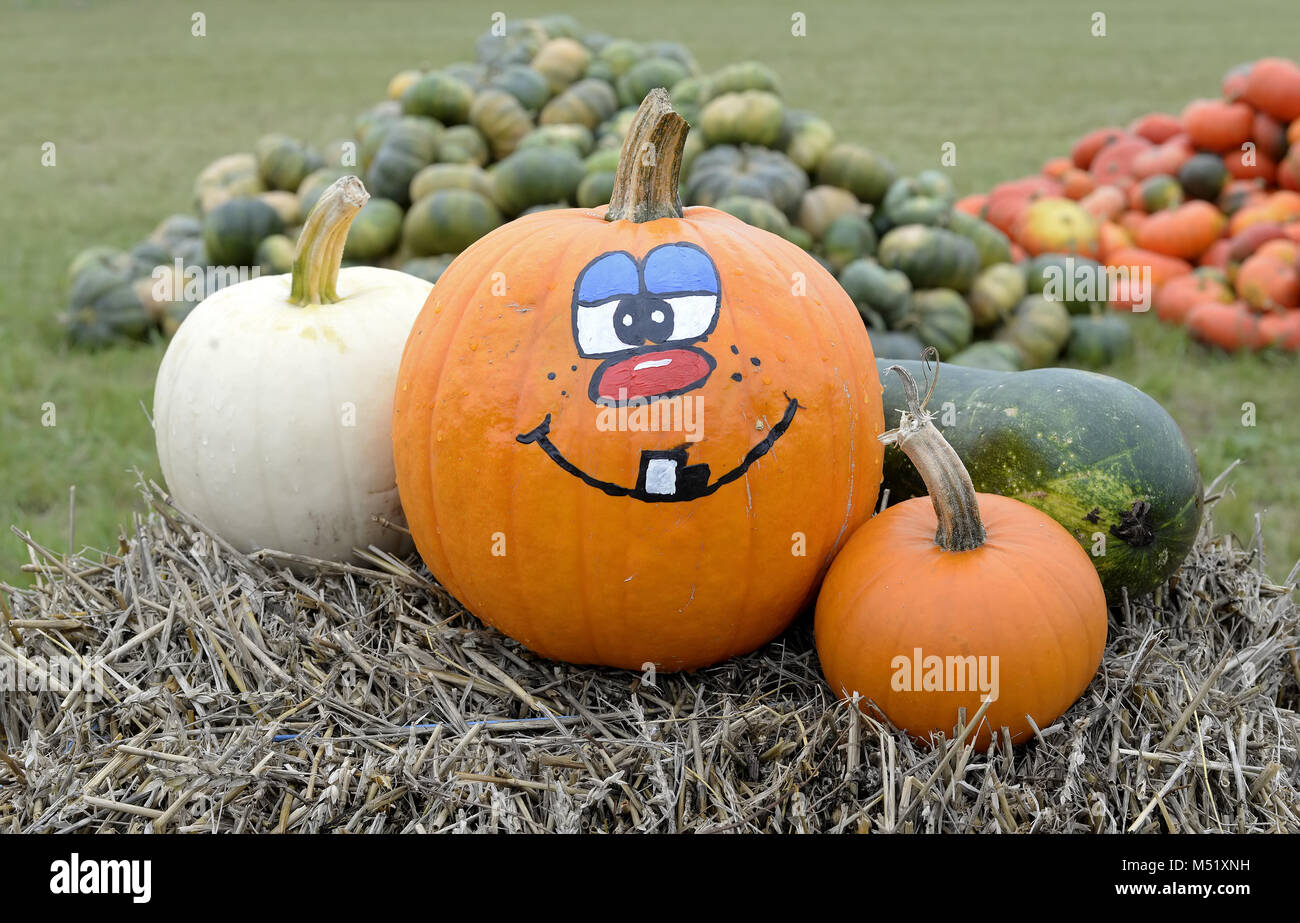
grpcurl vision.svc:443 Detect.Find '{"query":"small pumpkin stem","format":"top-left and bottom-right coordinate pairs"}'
top-left (605, 87), bottom-right (688, 223)
top-left (878, 355), bottom-right (987, 552)
top-left (289, 175), bottom-right (369, 306)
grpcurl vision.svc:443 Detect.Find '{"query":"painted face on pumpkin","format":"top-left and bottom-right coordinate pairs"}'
top-left (517, 242), bottom-right (798, 503)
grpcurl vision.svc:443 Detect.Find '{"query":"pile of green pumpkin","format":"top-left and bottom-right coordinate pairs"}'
top-left (61, 13), bottom-right (1126, 369)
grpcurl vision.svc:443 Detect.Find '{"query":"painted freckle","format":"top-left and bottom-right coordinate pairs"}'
top-left (547, 372), bottom-right (556, 380)
top-left (730, 372), bottom-right (743, 382)
top-left (750, 357), bottom-right (761, 367)
top-left (730, 345), bottom-right (739, 355)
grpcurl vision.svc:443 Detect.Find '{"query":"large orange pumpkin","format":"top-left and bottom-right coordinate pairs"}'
top-left (815, 361), bottom-right (1107, 748)
top-left (392, 91), bottom-right (884, 671)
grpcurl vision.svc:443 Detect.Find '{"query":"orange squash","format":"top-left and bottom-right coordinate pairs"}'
top-left (1131, 135), bottom-right (1195, 180)
top-left (1097, 221), bottom-right (1132, 261)
top-left (1242, 58), bottom-right (1300, 122)
top-left (954, 193), bottom-right (988, 217)
top-left (1129, 112), bottom-right (1184, 144)
top-left (1279, 157), bottom-right (1300, 192)
top-left (1118, 209), bottom-right (1148, 237)
top-left (1236, 254), bottom-right (1300, 311)
top-left (1258, 310), bottom-right (1300, 350)
top-left (1223, 148), bottom-right (1276, 185)
top-left (1229, 190), bottom-right (1300, 235)
top-left (983, 176), bottom-right (1064, 235)
top-left (1186, 301), bottom-right (1263, 350)
top-left (1078, 184), bottom-right (1127, 223)
top-left (1181, 99), bottom-right (1254, 152)
top-left (815, 361), bottom-right (1107, 749)
top-left (1106, 247), bottom-right (1193, 310)
top-left (1088, 135), bottom-right (1153, 189)
top-left (1152, 272), bottom-right (1233, 324)
top-left (1135, 200), bottom-right (1227, 261)
top-left (1221, 63), bottom-right (1251, 101)
top-left (1199, 238), bottom-right (1232, 270)
top-left (1071, 127), bottom-right (1126, 169)
top-left (1255, 239), bottom-right (1299, 264)
top-left (1061, 168), bottom-right (1096, 200)
top-left (391, 91), bottom-right (884, 671)
top-left (1041, 156), bottom-right (1074, 180)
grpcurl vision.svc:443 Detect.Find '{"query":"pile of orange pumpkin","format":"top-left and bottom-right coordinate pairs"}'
top-left (956, 56), bottom-right (1300, 352)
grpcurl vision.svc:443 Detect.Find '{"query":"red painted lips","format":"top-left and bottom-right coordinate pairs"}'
top-left (594, 347), bottom-right (714, 403)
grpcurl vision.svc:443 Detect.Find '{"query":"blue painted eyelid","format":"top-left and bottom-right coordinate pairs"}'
top-left (576, 251), bottom-right (639, 303)
top-left (576, 244), bottom-right (720, 303)
top-left (644, 243), bottom-right (720, 296)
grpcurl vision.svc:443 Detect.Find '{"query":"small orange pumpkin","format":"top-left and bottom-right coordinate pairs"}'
top-left (1071, 127), bottom-right (1126, 169)
top-left (1131, 135), bottom-right (1195, 180)
top-left (1105, 247), bottom-right (1193, 310)
top-left (1198, 238), bottom-right (1232, 270)
top-left (1258, 310), bottom-right (1300, 350)
top-left (1236, 254), bottom-right (1300, 311)
top-left (815, 361), bottom-right (1107, 748)
top-left (1222, 148), bottom-right (1277, 185)
top-left (954, 193), bottom-right (988, 217)
top-left (1186, 301), bottom-right (1263, 350)
top-left (1088, 135), bottom-right (1153, 189)
top-left (1242, 58), bottom-right (1300, 122)
top-left (983, 176), bottom-right (1064, 235)
top-left (1097, 221), bottom-right (1133, 261)
top-left (392, 91), bottom-right (884, 671)
top-left (1078, 184), bottom-right (1127, 223)
top-left (1041, 156), bottom-right (1074, 180)
top-left (1153, 271), bottom-right (1233, 324)
top-left (1135, 200), bottom-right (1227, 262)
top-left (1061, 168), bottom-right (1096, 200)
top-left (1129, 112), bottom-right (1184, 144)
top-left (1181, 99), bottom-right (1254, 152)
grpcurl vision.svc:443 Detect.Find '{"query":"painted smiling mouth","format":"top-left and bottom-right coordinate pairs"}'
top-left (516, 395), bottom-right (799, 503)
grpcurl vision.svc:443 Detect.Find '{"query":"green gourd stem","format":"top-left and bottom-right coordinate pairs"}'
top-left (605, 87), bottom-right (688, 223)
top-left (289, 175), bottom-right (369, 306)
top-left (878, 356), bottom-right (987, 552)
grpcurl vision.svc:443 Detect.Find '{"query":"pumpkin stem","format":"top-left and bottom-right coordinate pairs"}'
top-left (289, 175), bottom-right (368, 306)
top-left (605, 87), bottom-right (688, 223)
top-left (878, 351), bottom-right (987, 552)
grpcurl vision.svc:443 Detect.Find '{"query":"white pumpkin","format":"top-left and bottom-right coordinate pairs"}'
top-left (153, 176), bottom-right (433, 562)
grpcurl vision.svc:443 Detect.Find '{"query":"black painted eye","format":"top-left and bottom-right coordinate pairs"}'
top-left (614, 295), bottom-right (674, 346)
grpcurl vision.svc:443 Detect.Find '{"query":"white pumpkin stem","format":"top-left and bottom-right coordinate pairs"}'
top-left (878, 353), bottom-right (987, 552)
top-left (289, 175), bottom-right (369, 306)
top-left (605, 88), bottom-right (688, 223)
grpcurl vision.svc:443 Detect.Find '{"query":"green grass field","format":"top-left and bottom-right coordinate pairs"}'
top-left (1, 0), bottom-right (1297, 582)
